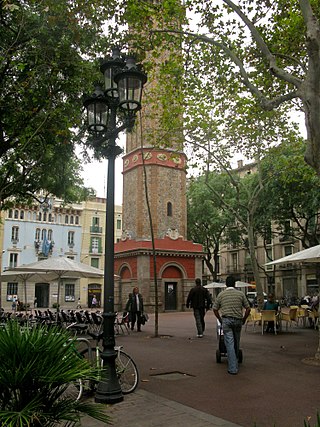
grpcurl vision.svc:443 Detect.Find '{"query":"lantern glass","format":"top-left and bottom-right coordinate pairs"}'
top-left (87, 100), bottom-right (108, 133)
top-left (103, 66), bottom-right (119, 99)
top-left (117, 74), bottom-right (143, 112)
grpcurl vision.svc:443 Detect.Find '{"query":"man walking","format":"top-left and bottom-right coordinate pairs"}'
top-left (213, 276), bottom-right (251, 375)
top-left (186, 278), bottom-right (212, 338)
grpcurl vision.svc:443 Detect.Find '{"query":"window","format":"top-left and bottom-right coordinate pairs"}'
top-left (48, 213), bottom-right (52, 222)
top-left (65, 215), bottom-right (69, 224)
top-left (91, 258), bottom-right (99, 269)
top-left (167, 202), bottom-right (172, 217)
top-left (9, 253), bottom-right (18, 268)
top-left (14, 210), bottom-right (19, 219)
top-left (20, 210), bottom-right (24, 219)
top-left (68, 231), bottom-right (75, 246)
top-left (75, 216), bottom-right (79, 225)
top-left (90, 237), bottom-right (102, 253)
top-left (48, 229), bottom-right (53, 240)
top-left (266, 248), bottom-right (273, 271)
top-left (8, 209), bottom-right (13, 218)
top-left (35, 228), bottom-right (40, 240)
top-left (284, 245), bottom-right (293, 256)
top-left (43, 212), bottom-right (47, 222)
top-left (41, 229), bottom-right (47, 240)
top-left (70, 215), bottom-right (74, 224)
top-left (117, 219), bottom-right (121, 230)
top-left (92, 217), bottom-right (100, 226)
top-left (65, 283), bottom-right (75, 302)
top-left (11, 226), bottom-right (19, 242)
top-left (38, 212), bottom-right (42, 221)
top-left (7, 282), bottom-right (18, 301)
top-left (231, 253), bottom-right (238, 271)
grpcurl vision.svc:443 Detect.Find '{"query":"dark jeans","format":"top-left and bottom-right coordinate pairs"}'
top-left (131, 311), bottom-right (142, 331)
top-left (193, 307), bottom-right (206, 335)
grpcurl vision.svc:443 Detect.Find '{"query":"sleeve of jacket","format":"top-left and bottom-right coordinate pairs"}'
top-left (125, 294), bottom-right (132, 312)
top-left (186, 289), bottom-right (193, 308)
top-left (206, 289), bottom-right (213, 309)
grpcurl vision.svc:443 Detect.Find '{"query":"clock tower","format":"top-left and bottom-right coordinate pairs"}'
top-left (114, 1), bottom-right (204, 312)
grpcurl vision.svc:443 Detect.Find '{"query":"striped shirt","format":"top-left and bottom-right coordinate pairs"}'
top-left (213, 287), bottom-right (250, 319)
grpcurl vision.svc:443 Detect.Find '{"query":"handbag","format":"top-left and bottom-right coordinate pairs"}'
top-left (141, 312), bottom-right (149, 325)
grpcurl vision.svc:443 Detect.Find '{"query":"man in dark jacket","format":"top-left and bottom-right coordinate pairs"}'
top-left (125, 287), bottom-right (144, 332)
top-left (186, 278), bottom-right (212, 338)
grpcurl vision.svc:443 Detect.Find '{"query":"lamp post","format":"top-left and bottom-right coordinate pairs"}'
top-left (83, 48), bottom-right (147, 404)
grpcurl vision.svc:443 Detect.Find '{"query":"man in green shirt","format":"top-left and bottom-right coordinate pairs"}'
top-left (213, 276), bottom-right (250, 375)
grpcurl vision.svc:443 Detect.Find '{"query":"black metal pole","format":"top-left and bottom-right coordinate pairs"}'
top-left (95, 106), bottom-right (123, 404)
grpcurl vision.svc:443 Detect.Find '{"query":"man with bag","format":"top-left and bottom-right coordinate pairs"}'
top-left (186, 278), bottom-right (212, 338)
top-left (125, 287), bottom-right (144, 332)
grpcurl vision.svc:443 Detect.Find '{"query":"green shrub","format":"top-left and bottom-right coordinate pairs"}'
top-left (304, 413), bottom-right (320, 427)
top-left (0, 321), bottom-right (110, 426)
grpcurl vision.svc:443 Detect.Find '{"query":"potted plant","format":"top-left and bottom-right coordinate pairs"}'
top-left (0, 321), bottom-right (110, 426)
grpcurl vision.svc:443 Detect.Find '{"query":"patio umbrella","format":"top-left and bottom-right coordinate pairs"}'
top-left (13, 257), bottom-right (104, 314)
top-left (235, 281), bottom-right (252, 288)
top-left (0, 270), bottom-right (59, 314)
top-left (204, 282), bottom-right (226, 289)
top-left (265, 244), bottom-right (320, 266)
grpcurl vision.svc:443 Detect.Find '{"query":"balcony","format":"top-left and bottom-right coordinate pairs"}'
top-left (278, 263), bottom-right (296, 270)
top-left (90, 225), bottom-right (102, 234)
top-left (226, 265), bottom-right (241, 274)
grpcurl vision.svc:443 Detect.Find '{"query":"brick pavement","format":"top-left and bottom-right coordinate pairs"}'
top-left (81, 389), bottom-right (242, 427)
top-left (79, 311), bottom-right (319, 427)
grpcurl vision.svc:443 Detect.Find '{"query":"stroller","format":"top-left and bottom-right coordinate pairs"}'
top-left (215, 319), bottom-right (243, 364)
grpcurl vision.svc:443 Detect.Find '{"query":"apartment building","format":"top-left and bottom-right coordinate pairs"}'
top-left (215, 161), bottom-right (319, 300)
top-left (0, 195), bottom-right (122, 310)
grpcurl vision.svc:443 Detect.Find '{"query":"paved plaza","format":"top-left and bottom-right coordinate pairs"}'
top-left (81, 311), bottom-right (319, 427)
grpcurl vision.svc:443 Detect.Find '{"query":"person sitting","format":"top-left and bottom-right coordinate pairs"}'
top-left (263, 294), bottom-right (279, 333)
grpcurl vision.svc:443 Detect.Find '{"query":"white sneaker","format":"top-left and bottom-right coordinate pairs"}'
top-left (197, 334), bottom-right (203, 338)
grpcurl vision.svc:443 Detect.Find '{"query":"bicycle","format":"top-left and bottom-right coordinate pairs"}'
top-left (79, 330), bottom-right (139, 395)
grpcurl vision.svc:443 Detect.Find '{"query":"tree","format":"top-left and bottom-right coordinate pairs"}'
top-left (187, 173), bottom-right (236, 281)
top-left (256, 138), bottom-right (320, 249)
top-left (0, 0), bottom-right (114, 209)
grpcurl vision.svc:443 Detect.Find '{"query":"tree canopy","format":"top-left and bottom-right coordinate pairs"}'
top-left (0, 0), bottom-right (114, 209)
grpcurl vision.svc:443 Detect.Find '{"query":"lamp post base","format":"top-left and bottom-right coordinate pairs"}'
top-left (94, 312), bottom-right (123, 404)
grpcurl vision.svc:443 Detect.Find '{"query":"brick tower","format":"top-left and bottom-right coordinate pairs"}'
top-left (114, 1), bottom-right (203, 312)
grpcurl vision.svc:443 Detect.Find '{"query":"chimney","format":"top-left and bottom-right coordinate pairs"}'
top-left (237, 159), bottom-right (243, 168)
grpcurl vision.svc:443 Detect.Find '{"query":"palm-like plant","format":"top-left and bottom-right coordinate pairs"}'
top-left (0, 321), bottom-right (110, 426)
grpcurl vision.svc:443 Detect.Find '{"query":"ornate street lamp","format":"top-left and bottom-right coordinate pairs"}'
top-left (83, 48), bottom-right (147, 404)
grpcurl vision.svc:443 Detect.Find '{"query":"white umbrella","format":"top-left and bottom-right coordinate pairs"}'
top-left (12, 257), bottom-right (104, 314)
top-left (204, 282), bottom-right (226, 289)
top-left (0, 270), bottom-right (60, 314)
top-left (235, 281), bottom-right (252, 288)
top-left (265, 245), bottom-right (320, 266)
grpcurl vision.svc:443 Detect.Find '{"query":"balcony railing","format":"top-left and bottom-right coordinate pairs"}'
top-left (90, 225), bottom-right (102, 233)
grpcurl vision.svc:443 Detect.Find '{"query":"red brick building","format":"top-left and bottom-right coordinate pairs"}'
top-left (114, 145), bottom-right (204, 312)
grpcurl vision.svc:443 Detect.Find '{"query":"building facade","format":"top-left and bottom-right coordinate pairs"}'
top-left (216, 161), bottom-right (319, 300)
top-left (0, 196), bottom-right (123, 311)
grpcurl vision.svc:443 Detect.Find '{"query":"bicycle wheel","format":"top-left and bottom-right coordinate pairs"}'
top-left (116, 350), bottom-right (139, 394)
top-left (80, 347), bottom-right (100, 394)
top-left (61, 379), bottom-right (83, 401)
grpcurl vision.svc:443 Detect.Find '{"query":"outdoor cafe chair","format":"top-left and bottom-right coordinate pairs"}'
top-left (245, 308), bottom-right (261, 332)
top-left (261, 310), bottom-right (278, 335)
top-left (281, 307), bottom-right (298, 331)
top-left (296, 306), bottom-right (309, 327)
top-left (114, 312), bottom-right (130, 335)
top-left (308, 309), bottom-right (319, 329)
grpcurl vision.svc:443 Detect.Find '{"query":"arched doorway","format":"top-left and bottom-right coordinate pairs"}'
top-left (162, 265), bottom-right (184, 311)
